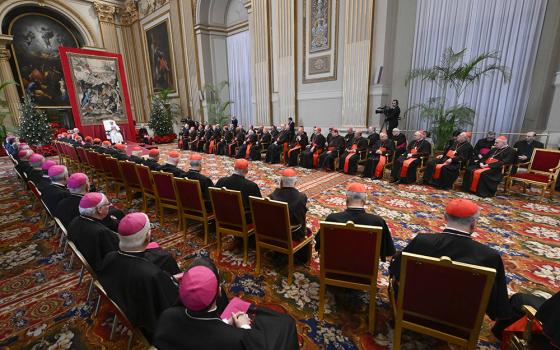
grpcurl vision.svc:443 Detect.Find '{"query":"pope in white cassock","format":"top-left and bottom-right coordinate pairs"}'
top-left (104, 120), bottom-right (124, 144)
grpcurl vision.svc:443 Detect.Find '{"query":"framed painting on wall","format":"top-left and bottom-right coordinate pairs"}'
top-left (59, 47), bottom-right (135, 141)
top-left (8, 13), bottom-right (80, 108)
top-left (143, 16), bottom-right (177, 93)
top-left (303, 0), bottom-right (339, 84)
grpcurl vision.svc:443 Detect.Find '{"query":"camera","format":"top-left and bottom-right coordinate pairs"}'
top-left (375, 106), bottom-right (389, 115)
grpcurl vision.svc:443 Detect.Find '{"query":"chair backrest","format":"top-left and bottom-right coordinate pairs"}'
top-left (135, 164), bottom-right (155, 194)
top-left (319, 221), bottom-right (383, 280)
top-left (93, 280), bottom-right (134, 330)
top-left (174, 177), bottom-right (205, 214)
top-left (86, 151), bottom-right (101, 171)
top-left (67, 240), bottom-right (98, 280)
top-left (28, 180), bottom-right (42, 200)
top-left (99, 155), bottom-right (114, 174)
top-left (151, 171), bottom-right (177, 202)
top-left (119, 161), bottom-right (142, 188)
top-left (250, 196), bottom-right (292, 249)
top-left (397, 252), bottom-right (496, 341)
top-left (104, 156), bottom-right (124, 181)
top-left (529, 149), bottom-right (560, 174)
top-left (75, 147), bottom-right (88, 165)
top-left (209, 187), bottom-right (246, 230)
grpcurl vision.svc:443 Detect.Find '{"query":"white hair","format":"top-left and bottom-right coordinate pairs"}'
top-left (78, 193), bottom-right (108, 217)
top-left (119, 214), bottom-right (151, 251)
top-left (131, 150), bottom-right (142, 157)
top-left (69, 183), bottom-right (88, 195)
top-left (233, 168), bottom-right (247, 176)
top-left (166, 157), bottom-right (179, 166)
top-left (190, 160), bottom-right (202, 168)
top-left (346, 191), bottom-right (366, 203)
top-left (444, 211), bottom-right (480, 227)
top-left (50, 168), bottom-right (68, 182)
top-left (281, 176), bottom-right (297, 187)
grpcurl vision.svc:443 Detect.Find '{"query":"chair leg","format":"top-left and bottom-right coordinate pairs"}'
top-left (287, 254), bottom-right (294, 285)
top-left (142, 194), bottom-right (147, 212)
top-left (203, 221), bottom-right (208, 245)
top-left (255, 245), bottom-right (261, 273)
top-left (243, 236), bottom-right (248, 265)
top-left (68, 252), bottom-right (75, 269)
top-left (177, 210), bottom-right (181, 231)
top-left (368, 288), bottom-right (376, 333)
top-left (160, 206), bottom-right (164, 225)
top-left (216, 231), bottom-right (222, 260)
top-left (95, 295), bottom-right (101, 317)
top-left (318, 281), bottom-right (325, 320)
top-left (78, 265), bottom-right (84, 284)
top-left (127, 333), bottom-right (134, 350)
top-left (393, 322), bottom-right (402, 350)
top-left (110, 314), bottom-right (118, 340)
top-left (86, 279), bottom-right (94, 301)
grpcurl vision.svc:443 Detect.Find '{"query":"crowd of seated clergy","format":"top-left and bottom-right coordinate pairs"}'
top-left (5, 122), bottom-right (558, 348)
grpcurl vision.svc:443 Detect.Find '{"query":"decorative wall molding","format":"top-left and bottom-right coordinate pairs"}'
top-left (297, 90), bottom-right (342, 101)
top-left (554, 72), bottom-right (560, 87)
top-left (302, 0), bottom-right (338, 83)
top-left (94, 2), bottom-right (117, 23)
top-left (119, 0), bottom-right (139, 25)
top-left (368, 84), bottom-right (391, 97)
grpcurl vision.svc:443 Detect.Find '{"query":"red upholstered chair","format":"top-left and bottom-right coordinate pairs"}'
top-left (174, 178), bottom-right (215, 244)
top-left (318, 221), bottom-right (383, 332)
top-left (392, 253), bottom-right (496, 350)
top-left (53, 141), bottom-right (64, 165)
top-left (151, 171), bottom-right (181, 229)
top-left (250, 197), bottom-right (314, 284)
top-left (506, 148), bottom-right (560, 199)
top-left (92, 280), bottom-right (151, 349)
top-left (75, 147), bottom-right (90, 173)
top-left (65, 239), bottom-right (96, 300)
top-left (119, 161), bottom-right (143, 205)
top-left (209, 187), bottom-right (254, 264)
top-left (101, 156), bottom-right (126, 197)
top-left (135, 164), bottom-right (158, 213)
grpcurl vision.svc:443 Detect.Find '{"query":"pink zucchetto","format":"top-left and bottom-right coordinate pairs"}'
top-left (79, 192), bottom-right (104, 209)
top-left (117, 212), bottom-right (151, 250)
top-left (29, 154), bottom-right (45, 164)
top-left (179, 265), bottom-right (219, 312)
top-left (41, 160), bottom-right (57, 171)
top-left (67, 173), bottom-right (88, 189)
top-left (48, 165), bottom-right (66, 178)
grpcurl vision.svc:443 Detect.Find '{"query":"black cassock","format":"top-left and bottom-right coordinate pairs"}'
top-left (215, 174), bottom-right (262, 222)
top-left (98, 251), bottom-right (179, 341)
top-left (392, 133), bottom-right (407, 158)
top-left (338, 137), bottom-right (368, 174)
top-left (268, 187), bottom-right (308, 241)
top-left (362, 139), bottom-right (395, 178)
top-left (41, 183), bottom-right (70, 215)
top-left (461, 146), bottom-right (515, 197)
top-left (391, 139), bottom-right (431, 183)
top-left (153, 305), bottom-right (299, 350)
top-left (286, 133), bottom-right (308, 166)
top-left (422, 141), bottom-right (473, 189)
top-left (156, 163), bottom-right (189, 178)
top-left (143, 158), bottom-right (160, 171)
top-left (265, 130), bottom-right (289, 164)
top-left (237, 134), bottom-right (262, 161)
top-left (300, 133), bottom-right (326, 169)
top-left (228, 131), bottom-right (245, 157)
top-left (67, 215), bottom-right (119, 272)
top-left (185, 169), bottom-right (214, 212)
top-left (318, 135), bottom-right (345, 170)
top-left (54, 194), bottom-right (124, 231)
top-left (389, 229), bottom-right (512, 321)
top-left (318, 208), bottom-right (396, 260)
top-left (474, 138), bottom-right (495, 158)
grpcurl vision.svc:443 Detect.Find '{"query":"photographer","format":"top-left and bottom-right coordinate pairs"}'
top-left (376, 99), bottom-right (400, 136)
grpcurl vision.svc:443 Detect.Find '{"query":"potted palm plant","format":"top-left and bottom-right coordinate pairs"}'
top-left (406, 48), bottom-right (511, 150)
top-left (201, 81), bottom-right (232, 126)
top-left (0, 81), bottom-right (17, 141)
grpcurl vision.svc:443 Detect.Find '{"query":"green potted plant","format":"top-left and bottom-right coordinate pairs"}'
top-left (201, 81), bottom-right (233, 126)
top-left (405, 48), bottom-right (511, 150)
top-left (0, 81), bottom-right (17, 141)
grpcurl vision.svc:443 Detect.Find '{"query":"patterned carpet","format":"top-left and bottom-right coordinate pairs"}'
top-left (1, 146), bottom-right (559, 349)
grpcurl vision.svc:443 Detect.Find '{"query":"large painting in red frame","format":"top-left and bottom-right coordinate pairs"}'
top-left (59, 47), bottom-right (135, 141)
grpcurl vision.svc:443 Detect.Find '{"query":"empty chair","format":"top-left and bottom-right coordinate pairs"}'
top-left (151, 171), bottom-right (181, 229)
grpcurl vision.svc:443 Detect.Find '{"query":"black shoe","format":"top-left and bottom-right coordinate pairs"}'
top-left (393, 179), bottom-right (401, 185)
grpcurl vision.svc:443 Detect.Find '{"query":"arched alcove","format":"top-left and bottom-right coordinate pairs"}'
top-left (195, 0), bottom-right (252, 125)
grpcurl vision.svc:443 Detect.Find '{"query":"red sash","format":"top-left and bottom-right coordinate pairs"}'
top-left (209, 140), bottom-right (215, 154)
top-left (288, 145), bottom-right (301, 158)
top-left (375, 155), bottom-right (387, 178)
top-left (313, 148), bottom-right (323, 167)
top-left (342, 144), bottom-right (359, 172)
top-left (500, 316), bottom-right (543, 350)
top-left (470, 157), bottom-right (498, 192)
top-left (399, 148), bottom-right (418, 178)
top-left (245, 143), bottom-right (252, 159)
top-left (433, 150), bottom-right (457, 179)
top-left (328, 146), bottom-right (335, 152)
top-left (283, 142), bottom-right (289, 158)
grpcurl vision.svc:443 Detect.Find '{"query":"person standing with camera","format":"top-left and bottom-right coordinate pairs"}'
top-left (377, 99), bottom-right (400, 136)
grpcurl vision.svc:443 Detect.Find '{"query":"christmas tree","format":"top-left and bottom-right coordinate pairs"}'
top-left (18, 95), bottom-right (52, 146)
top-left (148, 92), bottom-right (173, 136)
